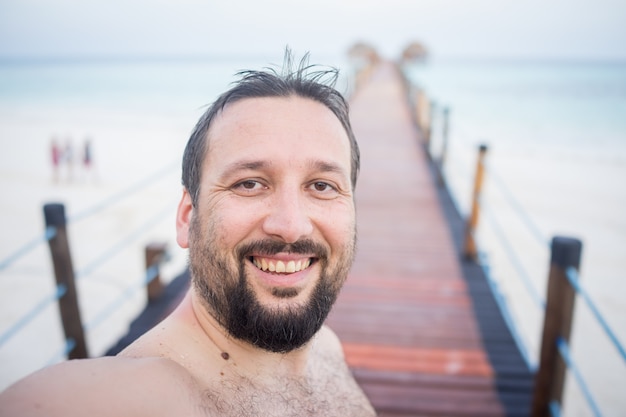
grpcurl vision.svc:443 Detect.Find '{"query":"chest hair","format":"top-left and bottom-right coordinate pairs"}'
top-left (196, 356), bottom-right (372, 417)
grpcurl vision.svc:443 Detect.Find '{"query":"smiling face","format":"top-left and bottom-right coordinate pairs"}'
top-left (176, 95), bottom-right (356, 352)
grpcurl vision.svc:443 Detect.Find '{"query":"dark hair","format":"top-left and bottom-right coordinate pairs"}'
top-left (181, 52), bottom-right (360, 206)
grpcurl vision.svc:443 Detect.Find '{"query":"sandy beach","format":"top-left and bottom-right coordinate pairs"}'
top-left (0, 102), bottom-right (193, 388)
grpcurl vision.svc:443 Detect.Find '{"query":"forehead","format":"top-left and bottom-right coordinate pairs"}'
top-left (204, 96), bottom-right (352, 176)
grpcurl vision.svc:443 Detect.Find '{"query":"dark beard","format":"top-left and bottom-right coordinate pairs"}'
top-left (189, 222), bottom-right (354, 353)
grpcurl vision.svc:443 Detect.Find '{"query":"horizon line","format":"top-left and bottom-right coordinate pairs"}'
top-left (1, 52), bottom-right (626, 66)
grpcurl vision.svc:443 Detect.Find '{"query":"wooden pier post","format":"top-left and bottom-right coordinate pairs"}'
top-left (463, 144), bottom-right (488, 260)
top-left (43, 203), bottom-right (88, 359)
top-left (414, 89), bottom-right (431, 149)
top-left (531, 236), bottom-right (583, 417)
top-left (145, 242), bottom-right (167, 303)
top-left (437, 106), bottom-right (450, 186)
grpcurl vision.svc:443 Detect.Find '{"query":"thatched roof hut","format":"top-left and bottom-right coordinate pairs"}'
top-left (401, 42), bottom-right (428, 62)
top-left (347, 42), bottom-right (381, 66)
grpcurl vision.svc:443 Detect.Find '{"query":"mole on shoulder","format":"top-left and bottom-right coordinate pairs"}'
top-left (221, 352), bottom-right (230, 360)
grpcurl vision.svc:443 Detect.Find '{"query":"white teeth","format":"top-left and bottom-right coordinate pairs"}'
top-left (252, 257), bottom-right (312, 273)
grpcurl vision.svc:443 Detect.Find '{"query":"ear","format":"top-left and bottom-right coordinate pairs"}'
top-left (176, 189), bottom-right (194, 249)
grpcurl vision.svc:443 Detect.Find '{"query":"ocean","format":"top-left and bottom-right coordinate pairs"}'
top-left (0, 55), bottom-right (624, 416)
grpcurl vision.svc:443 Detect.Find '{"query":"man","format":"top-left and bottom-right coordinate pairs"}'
top-left (0, 53), bottom-right (376, 416)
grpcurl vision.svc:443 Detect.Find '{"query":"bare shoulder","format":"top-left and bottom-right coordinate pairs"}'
top-left (0, 356), bottom-right (199, 417)
top-left (313, 325), bottom-right (377, 416)
top-left (316, 324), bottom-right (347, 355)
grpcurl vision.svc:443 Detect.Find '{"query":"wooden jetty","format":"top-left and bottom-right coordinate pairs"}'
top-left (324, 61), bottom-right (533, 416)
top-left (109, 60), bottom-right (533, 416)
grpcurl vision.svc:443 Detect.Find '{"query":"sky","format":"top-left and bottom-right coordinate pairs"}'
top-left (0, 0), bottom-right (625, 61)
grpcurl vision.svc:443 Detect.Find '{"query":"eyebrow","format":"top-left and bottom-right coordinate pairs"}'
top-left (308, 160), bottom-right (348, 178)
top-left (219, 160), bottom-right (270, 181)
top-left (218, 159), bottom-right (349, 182)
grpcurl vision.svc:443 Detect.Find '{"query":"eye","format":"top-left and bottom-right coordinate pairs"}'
top-left (240, 180), bottom-right (259, 189)
top-left (308, 181), bottom-right (338, 198)
top-left (312, 182), bottom-right (332, 192)
top-left (232, 179), bottom-right (267, 195)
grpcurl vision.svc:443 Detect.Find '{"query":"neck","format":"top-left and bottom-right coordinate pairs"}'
top-left (182, 289), bottom-right (315, 379)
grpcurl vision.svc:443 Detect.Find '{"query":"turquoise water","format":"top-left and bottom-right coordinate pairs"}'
top-left (406, 60), bottom-right (626, 151)
top-left (0, 56), bottom-right (352, 115)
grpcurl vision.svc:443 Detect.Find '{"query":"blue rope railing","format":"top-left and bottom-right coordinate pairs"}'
top-left (482, 161), bottom-right (626, 380)
top-left (46, 338), bottom-right (76, 366)
top-left (439, 152), bottom-right (473, 216)
top-left (75, 202), bottom-right (175, 280)
top-left (469, 157), bottom-right (626, 415)
top-left (85, 264), bottom-right (161, 331)
top-left (477, 161), bottom-right (622, 414)
top-left (0, 160), bottom-right (179, 361)
top-left (482, 202), bottom-right (546, 311)
top-left (477, 251), bottom-right (538, 371)
top-left (486, 164), bottom-right (550, 248)
top-left (549, 400), bottom-right (562, 417)
top-left (556, 337), bottom-right (603, 417)
top-left (68, 160), bottom-right (178, 224)
top-left (407, 81), bottom-right (626, 417)
top-left (565, 267), bottom-right (626, 363)
top-left (0, 283), bottom-right (67, 347)
top-left (0, 226), bottom-right (57, 272)
top-left (0, 160), bottom-right (178, 275)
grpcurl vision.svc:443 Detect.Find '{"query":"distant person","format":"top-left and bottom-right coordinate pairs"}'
top-left (83, 138), bottom-right (92, 170)
top-left (64, 139), bottom-right (74, 182)
top-left (0, 51), bottom-right (375, 416)
top-left (50, 138), bottom-right (62, 183)
top-left (82, 137), bottom-right (97, 182)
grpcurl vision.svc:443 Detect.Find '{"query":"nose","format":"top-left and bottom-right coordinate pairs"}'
top-left (262, 188), bottom-right (314, 244)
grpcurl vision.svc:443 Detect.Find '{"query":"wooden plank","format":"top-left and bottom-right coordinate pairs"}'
top-left (344, 343), bottom-right (493, 377)
top-left (325, 61), bottom-right (525, 416)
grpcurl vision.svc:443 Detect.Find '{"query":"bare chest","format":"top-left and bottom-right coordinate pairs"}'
top-left (193, 370), bottom-right (374, 417)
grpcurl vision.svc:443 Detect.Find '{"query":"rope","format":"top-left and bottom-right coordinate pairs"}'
top-left (0, 184), bottom-right (175, 347)
top-left (440, 152), bottom-right (473, 217)
top-left (482, 202), bottom-right (546, 311)
top-left (1, 160), bottom-right (177, 272)
top-left (46, 338), bottom-right (76, 365)
top-left (440, 149), bottom-right (538, 369)
top-left (549, 401), bottom-right (562, 417)
top-left (427, 93), bottom-right (612, 416)
top-left (75, 202), bottom-right (175, 280)
top-left (68, 160), bottom-right (178, 224)
top-left (485, 163), bottom-right (549, 248)
top-left (565, 267), bottom-right (626, 363)
top-left (477, 251), bottom-right (537, 371)
top-left (0, 284), bottom-right (67, 347)
top-left (85, 264), bottom-right (160, 331)
top-left (0, 226), bottom-right (57, 272)
top-left (557, 337), bottom-right (604, 417)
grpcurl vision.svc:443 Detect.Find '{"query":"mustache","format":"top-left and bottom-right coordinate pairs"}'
top-left (237, 239), bottom-right (329, 260)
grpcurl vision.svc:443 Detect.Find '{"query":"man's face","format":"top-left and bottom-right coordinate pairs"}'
top-left (176, 96), bottom-right (356, 352)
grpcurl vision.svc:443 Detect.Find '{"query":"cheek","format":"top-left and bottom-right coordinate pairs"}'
top-left (315, 204), bottom-right (356, 246)
top-left (210, 198), bottom-right (266, 243)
